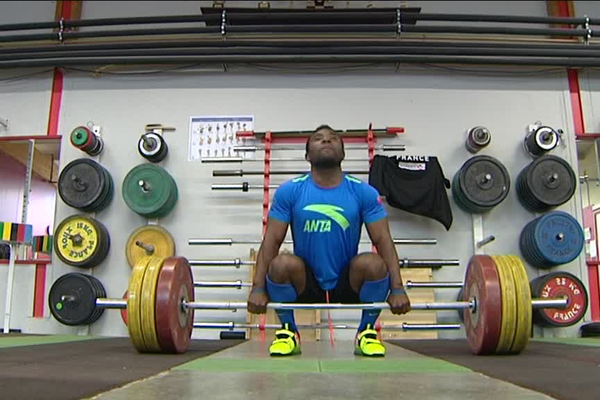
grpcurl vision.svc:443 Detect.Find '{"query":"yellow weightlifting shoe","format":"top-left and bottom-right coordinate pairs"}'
top-left (269, 324), bottom-right (301, 356)
top-left (354, 325), bottom-right (386, 357)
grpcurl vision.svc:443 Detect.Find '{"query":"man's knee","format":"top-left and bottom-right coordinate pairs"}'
top-left (268, 254), bottom-right (304, 283)
top-left (351, 253), bottom-right (387, 280)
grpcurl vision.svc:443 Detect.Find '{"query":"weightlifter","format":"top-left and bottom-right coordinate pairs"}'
top-left (247, 125), bottom-right (411, 357)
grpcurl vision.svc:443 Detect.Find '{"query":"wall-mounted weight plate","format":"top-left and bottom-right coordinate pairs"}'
top-left (155, 256), bottom-right (194, 354)
top-left (138, 132), bottom-right (168, 163)
top-left (529, 271), bottom-right (588, 327)
top-left (464, 255), bottom-right (502, 355)
top-left (70, 126), bottom-right (92, 150)
top-left (58, 159), bottom-right (114, 212)
top-left (126, 225), bottom-right (175, 268)
top-left (122, 164), bottom-right (178, 218)
top-left (465, 126), bottom-right (491, 154)
top-left (490, 255), bottom-right (517, 354)
top-left (516, 155), bottom-right (576, 213)
top-left (86, 274), bottom-right (107, 324)
top-left (524, 126), bottom-right (559, 158)
top-left (452, 155), bottom-right (510, 214)
top-left (54, 215), bottom-right (111, 268)
top-left (519, 211), bottom-right (584, 268)
top-left (48, 273), bottom-right (101, 326)
top-left (128, 256), bottom-right (152, 352)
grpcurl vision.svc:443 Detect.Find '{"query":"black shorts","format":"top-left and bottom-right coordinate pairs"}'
top-left (296, 263), bottom-right (360, 304)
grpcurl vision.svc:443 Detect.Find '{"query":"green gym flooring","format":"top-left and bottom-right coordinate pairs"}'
top-left (1, 334), bottom-right (599, 400)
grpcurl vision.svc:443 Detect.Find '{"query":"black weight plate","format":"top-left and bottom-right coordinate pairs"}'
top-left (92, 167), bottom-right (114, 212)
top-left (580, 322), bottom-right (600, 337)
top-left (459, 155), bottom-right (510, 210)
top-left (526, 155), bottom-right (576, 209)
top-left (48, 273), bottom-right (98, 326)
top-left (452, 170), bottom-right (483, 213)
top-left (58, 159), bottom-right (108, 211)
top-left (86, 275), bottom-right (106, 324)
top-left (530, 272), bottom-right (588, 327)
top-left (85, 218), bottom-right (111, 269)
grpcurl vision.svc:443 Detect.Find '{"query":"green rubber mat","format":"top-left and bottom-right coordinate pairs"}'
top-left (175, 357), bottom-right (470, 373)
top-left (532, 337), bottom-right (600, 347)
top-left (0, 334), bottom-right (100, 348)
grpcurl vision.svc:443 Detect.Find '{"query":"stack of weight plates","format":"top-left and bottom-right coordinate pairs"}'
top-left (58, 159), bottom-right (114, 212)
top-left (70, 126), bottom-right (104, 156)
top-left (53, 215), bottom-right (111, 268)
top-left (516, 155), bottom-right (576, 213)
top-left (519, 211), bottom-right (584, 269)
top-left (452, 155), bottom-right (510, 213)
top-left (122, 164), bottom-right (178, 218)
top-left (138, 132), bottom-right (168, 163)
top-left (48, 272), bottom-right (107, 326)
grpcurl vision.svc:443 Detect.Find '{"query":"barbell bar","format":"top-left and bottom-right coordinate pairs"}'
top-left (193, 322), bottom-right (462, 331)
top-left (187, 258), bottom-right (460, 268)
top-left (233, 144), bottom-right (406, 152)
top-left (191, 280), bottom-right (463, 289)
top-left (202, 156), bottom-right (375, 163)
top-left (94, 298), bottom-right (567, 311)
top-left (188, 237), bottom-right (437, 245)
top-left (213, 169), bottom-right (369, 177)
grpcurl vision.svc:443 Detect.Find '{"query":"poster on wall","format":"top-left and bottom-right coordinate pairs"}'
top-left (188, 115), bottom-right (254, 161)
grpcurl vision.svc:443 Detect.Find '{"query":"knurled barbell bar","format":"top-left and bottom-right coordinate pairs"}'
top-left (202, 156), bottom-right (376, 163)
top-left (213, 169), bottom-right (369, 177)
top-left (188, 237), bottom-right (437, 245)
top-left (187, 258), bottom-right (460, 268)
top-left (191, 280), bottom-right (463, 289)
top-left (193, 322), bottom-right (462, 331)
top-left (49, 255), bottom-right (568, 356)
top-left (233, 144), bottom-right (406, 152)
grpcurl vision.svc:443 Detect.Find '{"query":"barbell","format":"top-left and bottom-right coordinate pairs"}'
top-left (49, 254), bottom-right (569, 356)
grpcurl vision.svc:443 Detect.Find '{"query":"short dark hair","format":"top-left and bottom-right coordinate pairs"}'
top-left (306, 124), bottom-right (336, 154)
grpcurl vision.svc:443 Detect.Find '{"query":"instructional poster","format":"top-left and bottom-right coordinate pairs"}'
top-left (188, 115), bottom-right (254, 161)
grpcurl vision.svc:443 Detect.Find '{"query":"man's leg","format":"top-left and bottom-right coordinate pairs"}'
top-left (266, 253), bottom-right (307, 356)
top-left (266, 253), bottom-right (306, 331)
top-left (348, 252), bottom-right (389, 356)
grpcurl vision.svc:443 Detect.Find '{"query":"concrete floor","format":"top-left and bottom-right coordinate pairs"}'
top-left (91, 341), bottom-right (555, 400)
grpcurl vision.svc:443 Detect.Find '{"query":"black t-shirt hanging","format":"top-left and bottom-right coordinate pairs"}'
top-left (369, 155), bottom-right (453, 230)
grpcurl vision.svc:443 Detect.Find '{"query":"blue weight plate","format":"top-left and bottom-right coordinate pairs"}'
top-left (533, 211), bottom-right (584, 266)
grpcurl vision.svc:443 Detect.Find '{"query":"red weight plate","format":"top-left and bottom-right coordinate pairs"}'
top-left (464, 255), bottom-right (503, 355)
top-left (121, 291), bottom-right (128, 326)
top-left (535, 272), bottom-right (588, 327)
top-left (155, 256), bottom-right (194, 353)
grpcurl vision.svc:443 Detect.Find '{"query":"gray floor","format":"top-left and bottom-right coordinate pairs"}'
top-left (90, 341), bottom-right (555, 400)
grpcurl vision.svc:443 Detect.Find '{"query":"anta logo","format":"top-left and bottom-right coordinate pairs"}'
top-left (302, 204), bottom-right (349, 232)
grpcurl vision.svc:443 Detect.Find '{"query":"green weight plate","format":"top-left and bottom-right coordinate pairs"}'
top-left (122, 164), bottom-right (174, 217)
top-left (70, 126), bottom-right (91, 148)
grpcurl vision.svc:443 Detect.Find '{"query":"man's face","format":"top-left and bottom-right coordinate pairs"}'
top-left (306, 129), bottom-right (345, 167)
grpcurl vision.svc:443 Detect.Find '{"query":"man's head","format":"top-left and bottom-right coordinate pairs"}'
top-left (305, 124), bottom-right (345, 168)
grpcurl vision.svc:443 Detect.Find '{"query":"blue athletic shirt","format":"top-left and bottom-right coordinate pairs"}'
top-left (268, 173), bottom-right (387, 290)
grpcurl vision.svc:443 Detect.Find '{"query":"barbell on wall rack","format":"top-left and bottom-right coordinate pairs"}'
top-left (202, 156), bottom-right (377, 163)
top-left (48, 255), bottom-right (569, 356)
top-left (187, 258), bottom-right (460, 268)
top-left (213, 169), bottom-right (369, 177)
top-left (188, 238), bottom-right (437, 245)
top-left (233, 144), bottom-right (406, 152)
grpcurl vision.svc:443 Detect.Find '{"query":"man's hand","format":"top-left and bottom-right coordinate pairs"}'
top-left (387, 290), bottom-right (411, 315)
top-left (247, 288), bottom-right (269, 314)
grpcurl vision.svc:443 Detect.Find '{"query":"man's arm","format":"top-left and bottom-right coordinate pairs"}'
top-left (365, 217), bottom-right (404, 290)
top-left (252, 218), bottom-right (289, 290)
